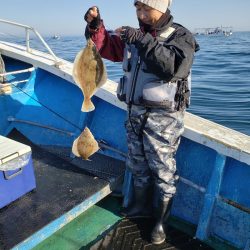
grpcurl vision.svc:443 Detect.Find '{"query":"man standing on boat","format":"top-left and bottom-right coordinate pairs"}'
top-left (84, 0), bottom-right (199, 245)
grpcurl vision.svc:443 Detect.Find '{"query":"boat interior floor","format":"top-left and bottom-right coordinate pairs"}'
top-left (90, 216), bottom-right (214, 250)
top-left (32, 195), bottom-right (213, 250)
top-left (0, 130), bottom-right (125, 250)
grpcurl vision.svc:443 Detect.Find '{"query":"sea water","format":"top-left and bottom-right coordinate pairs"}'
top-left (2, 32), bottom-right (250, 135)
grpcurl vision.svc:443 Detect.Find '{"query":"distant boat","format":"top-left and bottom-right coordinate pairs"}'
top-left (52, 34), bottom-right (60, 40)
top-left (194, 26), bottom-right (233, 37)
top-left (223, 30), bottom-right (233, 37)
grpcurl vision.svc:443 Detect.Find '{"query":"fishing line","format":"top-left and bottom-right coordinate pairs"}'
top-left (5, 80), bottom-right (127, 157)
top-left (7, 80), bottom-right (83, 132)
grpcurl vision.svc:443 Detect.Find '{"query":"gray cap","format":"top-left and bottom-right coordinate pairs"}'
top-left (134, 0), bottom-right (172, 13)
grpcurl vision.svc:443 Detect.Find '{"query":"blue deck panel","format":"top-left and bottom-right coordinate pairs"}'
top-left (172, 181), bottom-right (205, 225)
top-left (211, 200), bottom-right (250, 249)
top-left (220, 157), bottom-right (250, 208)
top-left (196, 154), bottom-right (226, 240)
top-left (171, 137), bottom-right (216, 225)
top-left (176, 137), bottom-right (216, 188)
top-left (15, 68), bottom-right (82, 146)
top-left (122, 169), bottom-right (133, 207)
top-left (88, 96), bottom-right (127, 160)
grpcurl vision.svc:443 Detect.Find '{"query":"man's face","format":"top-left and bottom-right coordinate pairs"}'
top-left (135, 2), bottom-right (164, 26)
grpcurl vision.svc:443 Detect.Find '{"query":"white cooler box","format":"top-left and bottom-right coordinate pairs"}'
top-left (0, 135), bottom-right (36, 208)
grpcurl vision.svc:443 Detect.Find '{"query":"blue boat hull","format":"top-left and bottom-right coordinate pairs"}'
top-left (1, 54), bottom-right (249, 250)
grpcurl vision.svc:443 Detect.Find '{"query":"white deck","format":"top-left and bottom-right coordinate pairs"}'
top-left (0, 41), bottom-right (249, 165)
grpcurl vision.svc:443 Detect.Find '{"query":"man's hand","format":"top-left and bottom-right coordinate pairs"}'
top-left (116, 26), bottom-right (144, 44)
top-left (84, 6), bottom-right (101, 30)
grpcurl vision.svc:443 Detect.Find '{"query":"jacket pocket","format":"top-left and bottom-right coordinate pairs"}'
top-left (117, 76), bottom-right (127, 102)
top-left (142, 81), bottom-right (177, 110)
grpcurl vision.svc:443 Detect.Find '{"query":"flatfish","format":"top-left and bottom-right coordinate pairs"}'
top-left (72, 39), bottom-right (107, 112)
top-left (72, 127), bottom-right (99, 160)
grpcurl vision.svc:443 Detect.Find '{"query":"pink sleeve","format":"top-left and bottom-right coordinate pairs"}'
top-left (88, 22), bottom-right (125, 62)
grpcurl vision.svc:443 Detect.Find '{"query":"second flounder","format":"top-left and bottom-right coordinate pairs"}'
top-left (72, 127), bottom-right (99, 160)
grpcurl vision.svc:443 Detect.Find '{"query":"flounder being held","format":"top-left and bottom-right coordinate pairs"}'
top-left (72, 39), bottom-right (107, 112)
top-left (72, 127), bottom-right (99, 160)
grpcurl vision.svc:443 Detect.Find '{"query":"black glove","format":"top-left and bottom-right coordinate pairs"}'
top-left (120, 26), bottom-right (144, 44)
top-left (84, 6), bottom-right (101, 30)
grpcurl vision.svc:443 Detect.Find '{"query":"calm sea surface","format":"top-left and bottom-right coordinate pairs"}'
top-left (3, 32), bottom-right (250, 136)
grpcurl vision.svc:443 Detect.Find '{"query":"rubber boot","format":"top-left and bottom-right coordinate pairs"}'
top-left (120, 186), bottom-right (152, 218)
top-left (151, 199), bottom-right (173, 245)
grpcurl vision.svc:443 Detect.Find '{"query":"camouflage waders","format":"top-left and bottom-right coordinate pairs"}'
top-left (125, 105), bottom-right (185, 202)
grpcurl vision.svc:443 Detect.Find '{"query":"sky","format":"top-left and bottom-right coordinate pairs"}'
top-left (1, 0), bottom-right (250, 36)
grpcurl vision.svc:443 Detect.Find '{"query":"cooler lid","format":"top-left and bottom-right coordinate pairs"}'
top-left (0, 135), bottom-right (31, 164)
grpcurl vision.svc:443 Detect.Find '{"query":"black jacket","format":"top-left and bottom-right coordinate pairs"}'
top-left (136, 10), bottom-right (200, 81)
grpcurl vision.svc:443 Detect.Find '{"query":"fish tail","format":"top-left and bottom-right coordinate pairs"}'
top-left (82, 98), bottom-right (95, 112)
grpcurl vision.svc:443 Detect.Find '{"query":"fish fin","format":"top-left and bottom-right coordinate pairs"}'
top-left (72, 49), bottom-right (83, 84)
top-left (71, 137), bottom-right (80, 157)
top-left (82, 98), bottom-right (95, 112)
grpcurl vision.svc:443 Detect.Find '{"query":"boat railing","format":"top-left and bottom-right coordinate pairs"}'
top-left (0, 19), bottom-right (61, 65)
top-left (0, 67), bottom-right (35, 88)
